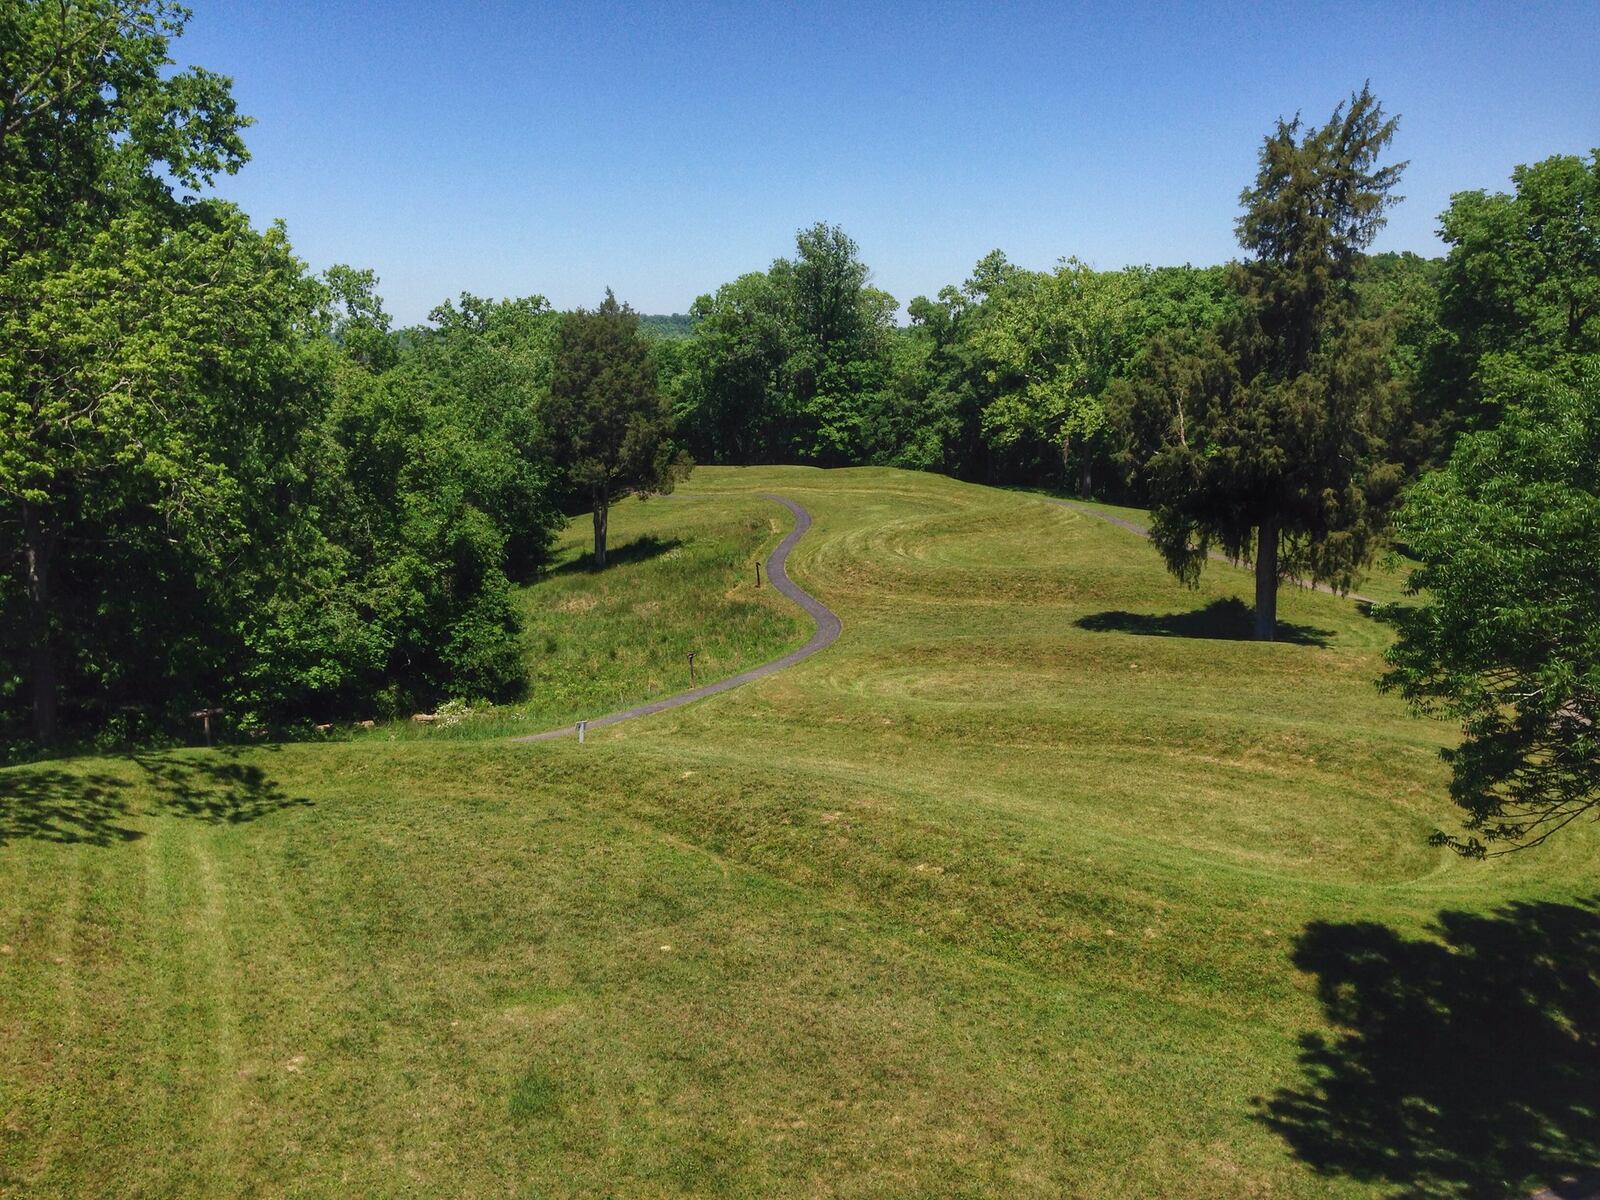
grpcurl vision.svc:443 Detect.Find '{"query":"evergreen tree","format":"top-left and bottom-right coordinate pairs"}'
top-left (1114, 86), bottom-right (1407, 639)
top-left (544, 292), bottom-right (689, 568)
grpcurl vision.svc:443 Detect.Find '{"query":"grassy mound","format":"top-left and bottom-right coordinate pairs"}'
top-left (388, 490), bottom-right (808, 738)
top-left (2, 466), bottom-right (1594, 1198)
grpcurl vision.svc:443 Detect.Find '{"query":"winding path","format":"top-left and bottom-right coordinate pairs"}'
top-left (1042, 496), bottom-right (1378, 606)
top-left (511, 494), bottom-right (841, 743)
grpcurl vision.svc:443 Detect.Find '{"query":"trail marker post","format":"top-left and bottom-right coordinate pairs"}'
top-left (577, 720), bottom-right (587, 744)
top-left (687, 651), bottom-right (697, 687)
top-left (190, 706), bottom-right (223, 747)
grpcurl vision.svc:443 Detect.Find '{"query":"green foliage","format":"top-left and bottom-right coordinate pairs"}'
top-left (1114, 86), bottom-right (1408, 638)
top-left (970, 260), bottom-right (1233, 493)
top-left (636, 312), bottom-right (694, 340)
top-left (1373, 153), bottom-right (1600, 854)
top-left (674, 223), bottom-right (897, 467)
top-left (1429, 151), bottom-right (1600, 435)
top-left (677, 233), bottom-right (1251, 497)
top-left (392, 293), bottom-right (563, 578)
top-left (1, 0), bottom-right (294, 743)
top-left (544, 291), bottom-right (690, 567)
top-left (782, 223), bottom-right (899, 463)
top-left (886, 253), bottom-right (1022, 480)
top-left (0, 2), bottom-right (563, 749)
top-left (1356, 251), bottom-right (1446, 471)
top-left (973, 260), bottom-right (1137, 489)
top-left (1380, 360), bottom-right (1600, 854)
top-left (678, 271), bottom-right (793, 462)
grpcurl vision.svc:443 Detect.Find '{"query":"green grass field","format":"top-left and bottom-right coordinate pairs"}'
top-left (2, 466), bottom-right (1594, 1199)
top-left (382, 491), bottom-right (808, 740)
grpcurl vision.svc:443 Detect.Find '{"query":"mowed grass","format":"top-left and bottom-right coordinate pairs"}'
top-left (2, 466), bottom-right (1596, 1199)
top-left (387, 491), bottom-right (807, 738)
top-left (1041, 491), bottom-right (1422, 606)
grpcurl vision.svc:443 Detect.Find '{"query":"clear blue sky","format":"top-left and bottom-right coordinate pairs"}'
top-left (179, 0), bottom-right (1599, 325)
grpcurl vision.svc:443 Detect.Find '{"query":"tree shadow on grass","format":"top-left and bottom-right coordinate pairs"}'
top-left (0, 752), bottom-right (312, 848)
top-left (551, 533), bottom-right (683, 576)
top-left (1076, 597), bottom-right (1332, 647)
top-left (1255, 897), bottom-right (1600, 1200)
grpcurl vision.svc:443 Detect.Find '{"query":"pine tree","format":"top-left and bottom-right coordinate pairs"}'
top-left (1115, 86), bottom-right (1407, 639)
top-left (544, 291), bottom-right (690, 568)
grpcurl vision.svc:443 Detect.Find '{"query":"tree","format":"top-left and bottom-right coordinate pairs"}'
top-left (0, 4), bottom-right (560, 750)
top-left (678, 271), bottom-right (792, 463)
top-left (974, 259), bottom-right (1144, 495)
top-left (395, 293), bottom-right (563, 578)
top-left (1428, 152), bottom-right (1600, 439)
top-left (544, 291), bottom-right (689, 568)
top-left (1355, 251), bottom-right (1445, 473)
top-left (304, 285), bottom-right (564, 719)
top-left (0, 0), bottom-right (252, 743)
top-left (1114, 86), bottom-right (1407, 640)
top-left (889, 251), bottom-right (1025, 483)
top-left (778, 222), bottom-right (897, 464)
top-left (1379, 360), bottom-right (1600, 854)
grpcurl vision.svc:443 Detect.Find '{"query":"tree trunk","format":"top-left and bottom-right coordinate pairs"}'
top-left (1254, 517), bottom-right (1279, 642)
top-left (591, 491), bottom-right (609, 569)
top-left (21, 505), bottom-right (59, 745)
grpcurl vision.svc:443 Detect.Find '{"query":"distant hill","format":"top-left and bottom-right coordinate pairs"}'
top-left (637, 313), bottom-right (693, 339)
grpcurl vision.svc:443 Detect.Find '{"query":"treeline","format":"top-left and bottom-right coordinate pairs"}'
top-left (0, 2), bottom-right (685, 754)
top-left (661, 227), bottom-right (1447, 498)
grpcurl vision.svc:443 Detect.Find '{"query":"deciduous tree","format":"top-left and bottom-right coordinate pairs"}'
top-left (1380, 360), bottom-right (1600, 853)
top-left (1428, 151), bottom-right (1600, 437)
top-left (0, 0), bottom-right (257, 742)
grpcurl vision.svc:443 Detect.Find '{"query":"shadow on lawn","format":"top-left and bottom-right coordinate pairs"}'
top-left (552, 533), bottom-right (683, 576)
top-left (1076, 597), bottom-right (1332, 646)
top-left (1257, 896), bottom-right (1600, 1200)
top-left (0, 752), bottom-right (311, 848)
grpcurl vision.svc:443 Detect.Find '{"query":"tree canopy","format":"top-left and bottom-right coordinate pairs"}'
top-left (0, 0), bottom-right (563, 750)
top-left (1375, 153), bottom-right (1600, 854)
top-left (1428, 151), bottom-right (1600, 437)
top-left (1380, 360), bottom-right (1600, 854)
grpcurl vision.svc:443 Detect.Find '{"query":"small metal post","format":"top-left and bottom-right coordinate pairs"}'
top-left (191, 706), bottom-right (222, 747)
top-left (688, 651), bottom-right (697, 687)
top-left (755, 561), bottom-right (762, 588)
top-left (577, 720), bottom-right (587, 744)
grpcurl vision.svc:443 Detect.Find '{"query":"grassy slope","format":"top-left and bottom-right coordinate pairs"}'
top-left (388, 491), bottom-right (808, 739)
top-left (1049, 493), bottom-right (1421, 605)
top-left (1, 466), bottom-right (1593, 1199)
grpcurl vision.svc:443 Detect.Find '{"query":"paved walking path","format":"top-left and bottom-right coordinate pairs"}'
top-left (1043, 496), bottom-right (1378, 606)
top-left (511, 494), bottom-right (840, 743)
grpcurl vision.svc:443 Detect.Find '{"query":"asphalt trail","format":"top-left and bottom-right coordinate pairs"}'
top-left (511, 494), bottom-right (840, 743)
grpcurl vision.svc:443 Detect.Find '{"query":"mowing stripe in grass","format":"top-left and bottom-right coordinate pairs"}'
top-left (512, 495), bottom-right (841, 743)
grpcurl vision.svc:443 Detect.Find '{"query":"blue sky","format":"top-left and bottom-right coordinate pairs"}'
top-left (180, 1), bottom-right (1599, 325)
